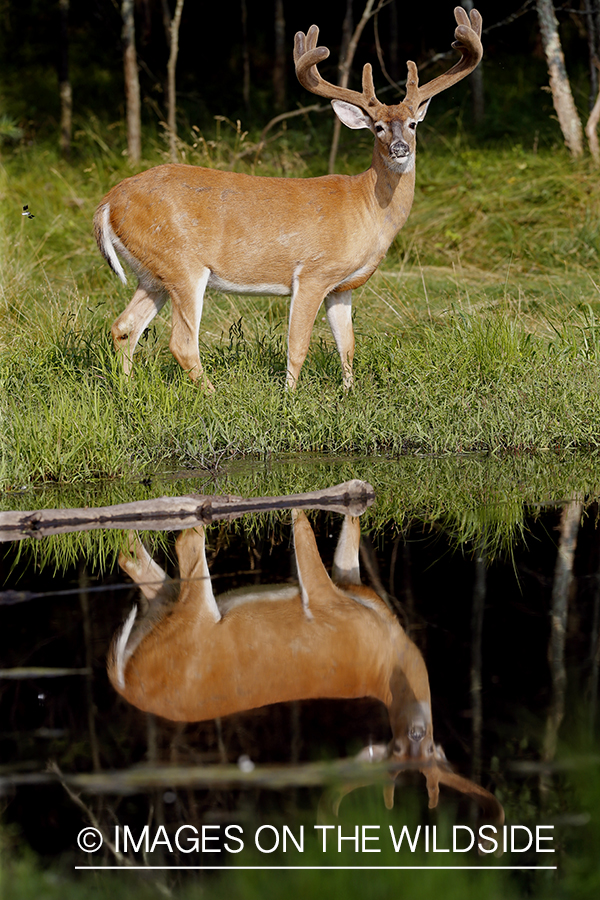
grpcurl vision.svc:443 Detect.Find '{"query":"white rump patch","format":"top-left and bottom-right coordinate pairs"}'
top-left (114, 605), bottom-right (138, 689)
top-left (99, 205), bottom-right (127, 285)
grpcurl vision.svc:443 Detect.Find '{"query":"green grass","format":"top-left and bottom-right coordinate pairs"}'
top-left (2, 124), bottom-right (600, 494)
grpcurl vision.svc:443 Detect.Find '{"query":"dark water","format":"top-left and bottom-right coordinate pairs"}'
top-left (0, 474), bottom-right (598, 897)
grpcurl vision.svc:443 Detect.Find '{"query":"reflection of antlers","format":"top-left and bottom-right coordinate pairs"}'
top-left (321, 742), bottom-right (505, 855)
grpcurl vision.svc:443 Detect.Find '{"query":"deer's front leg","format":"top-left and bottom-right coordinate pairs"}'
top-left (174, 528), bottom-right (221, 623)
top-left (331, 515), bottom-right (361, 586)
top-left (291, 509), bottom-right (340, 613)
top-left (286, 280), bottom-right (326, 389)
top-left (325, 290), bottom-right (354, 390)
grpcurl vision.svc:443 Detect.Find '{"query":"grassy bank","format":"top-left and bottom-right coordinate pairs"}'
top-left (2, 125), bottom-right (600, 489)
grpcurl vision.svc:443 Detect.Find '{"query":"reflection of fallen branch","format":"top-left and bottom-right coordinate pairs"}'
top-left (0, 480), bottom-right (375, 542)
top-left (509, 755), bottom-right (600, 774)
top-left (2, 754), bottom-right (462, 794)
top-left (0, 667), bottom-right (91, 679)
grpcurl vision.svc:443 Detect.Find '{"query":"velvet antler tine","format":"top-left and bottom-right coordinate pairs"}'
top-left (306, 23), bottom-right (319, 51)
top-left (361, 63), bottom-right (378, 106)
top-left (404, 60), bottom-right (420, 111)
top-left (294, 26), bottom-right (382, 112)
top-left (470, 7), bottom-right (482, 38)
top-left (293, 30), bottom-right (305, 64)
top-left (453, 5), bottom-right (469, 27)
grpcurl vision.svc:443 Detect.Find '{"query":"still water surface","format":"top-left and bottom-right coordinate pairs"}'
top-left (0, 468), bottom-right (598, 895)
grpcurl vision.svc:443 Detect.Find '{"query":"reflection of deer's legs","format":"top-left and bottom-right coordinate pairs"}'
top-left (291, 510), bottom-right (338, 612)
top-left (118, 533), bottom-right (176, 613)
top-left (174, 528), bottom-right (221, 623)
top-left (332, 516), bottom-right (361, 585)
top-left (112, 284), bottom-right (168, 374)
top-left (325, 290), bottom-right (354, 390)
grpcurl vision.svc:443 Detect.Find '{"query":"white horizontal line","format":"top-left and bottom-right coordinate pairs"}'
top-left (75, 866), bottom-right (558, 871)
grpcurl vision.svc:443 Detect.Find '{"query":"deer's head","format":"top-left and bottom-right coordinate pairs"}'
top-left (294, 7), bottom-right (483, 175)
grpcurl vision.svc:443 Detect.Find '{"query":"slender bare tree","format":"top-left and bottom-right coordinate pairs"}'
top-left (462, 0), bottom-right (484, 123)
top-left (585, 72), bottom-right (600, 162)
top-left (241, 0), bottom-right (250, 111)
top-left (584, 0), bottom-right (599, 109)
top-left (535, 0), bottom-right (583, 157)
top-left (583, 1), bottom-right (600, 161)
top-left (166, 0), bottom-right (185, 163)
top-left (122, 0), bottom-right (142, 163)
top-left (541, 500), bottom-right (582, 798)
top-left (471, 546), bottom-right (486, 787)
top-left (328, 0), bottom-right (378, 174)
top-left (273, 0), bottom-right (286, 111)
top-left (58, 0), bottom-right (72, 157)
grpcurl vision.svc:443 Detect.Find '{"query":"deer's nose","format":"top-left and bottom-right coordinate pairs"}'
top-left (390, 140), bottom-right (410, 158)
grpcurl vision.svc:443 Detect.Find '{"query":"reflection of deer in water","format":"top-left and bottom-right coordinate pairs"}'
top-left (108, 511), bottom-right (503, 828)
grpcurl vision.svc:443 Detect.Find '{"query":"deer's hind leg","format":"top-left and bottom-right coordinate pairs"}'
top-left (168, 267), bottom-right (214, 391)
top-left (112, 284), bottom-right (168, 374)
top-left (109, 533), bottom-right (179, 690)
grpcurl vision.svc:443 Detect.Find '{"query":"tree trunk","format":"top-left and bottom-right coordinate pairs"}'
top-left (122, 0), bottom-right (142, 163)
top-left (584, 0), bottom-right (598, 111)
top-left (535, 0), bottom-right (583, 157)
top-left (273, 0), bottom-right (286, 111)
top-left (541, 501), bottom-right (582, 798)
top-left (167, 0), bottom-right (185, 163)
top-left (470, 547), bottom-right (486, 787)
top-left (241, 0), bottom-right (250, 112)
top-left (388, 0), bottom-right (399, 83)
top-left (586, 80), bottom-right (600, 162)
top-left (58, 0), bottom-right (72, 158)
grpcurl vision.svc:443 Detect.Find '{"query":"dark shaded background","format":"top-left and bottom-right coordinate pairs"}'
top-left (0, 1), bottom-right (590, 145)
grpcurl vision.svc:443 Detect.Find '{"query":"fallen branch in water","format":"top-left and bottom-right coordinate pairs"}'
top-left (0, 480), bottom-right (375, 541)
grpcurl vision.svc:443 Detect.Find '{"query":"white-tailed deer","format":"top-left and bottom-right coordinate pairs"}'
top-left (108, 508), bottom-right (503, 832)
top-left (94, 8), bottom-right (482, 390)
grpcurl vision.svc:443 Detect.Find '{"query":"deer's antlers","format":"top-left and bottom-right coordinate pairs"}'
top-left (294, 24), bottom-right (381, 112)
top-left (295, 8), bottom-right (483, 118)
top-left (404, 7), bottom-right (483, 113)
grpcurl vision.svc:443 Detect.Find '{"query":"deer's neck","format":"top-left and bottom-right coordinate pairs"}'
top-left (365, 146), bottom-right (416, 243)
top-left (387, 639), bottom-right (431, 740)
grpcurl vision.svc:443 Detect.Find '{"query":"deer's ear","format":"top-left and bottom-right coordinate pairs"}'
top-left (416, 98), bottom-right (431, 122)
top-left (331, 100), bottom-right (372, 130)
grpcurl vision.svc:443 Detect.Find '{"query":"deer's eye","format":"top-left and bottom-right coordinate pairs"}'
top-left (408, 121), bottom-right (417, 131)
top-left (375, 124), bottom-right (385, 134)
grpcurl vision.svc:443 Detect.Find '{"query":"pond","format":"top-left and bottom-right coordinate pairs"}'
top-left (1, 457), bottom-right (598, 899)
